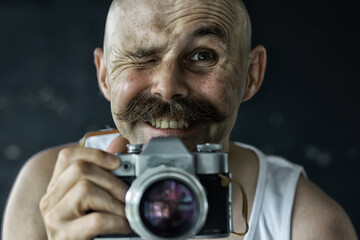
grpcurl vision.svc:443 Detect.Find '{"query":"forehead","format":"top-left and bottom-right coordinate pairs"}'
top-left (108, 0), bottom-right (242, 49)
top-left (124, 0), bottom-right (238, 29)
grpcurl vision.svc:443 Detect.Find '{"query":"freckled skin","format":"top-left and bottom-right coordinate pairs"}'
top-left (103, 0), bottom-right (249, 150)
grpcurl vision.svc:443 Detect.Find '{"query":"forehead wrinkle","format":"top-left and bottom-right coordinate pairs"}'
top-left (167, 6), bottom-right (234, 29)
top-left (221, 0), bottom-right (237, 16)
top-left (166, 4), bottom-right (235, 28)
top-left (192, 25), bottom-right (227, 47)
top-left (164, 3), bottom-right (243, 49)
top-left (203, 2), bottom-right (237, 24)
top-left (219, 1), bottom-right (249, 43)
top-left (181, 16), bottom-right (231, 47)
top-left (168, 13), bottom-right (231, 43)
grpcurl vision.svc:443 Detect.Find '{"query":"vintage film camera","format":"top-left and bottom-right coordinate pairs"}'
top-left (95, 137), bottom-right (233, 240)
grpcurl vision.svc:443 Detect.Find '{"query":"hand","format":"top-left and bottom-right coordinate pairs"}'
top-left (40, 136), bottom-right (131, 240)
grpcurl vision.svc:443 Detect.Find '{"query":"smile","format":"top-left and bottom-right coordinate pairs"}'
top-left (148, 118), bottom-right (190, 129)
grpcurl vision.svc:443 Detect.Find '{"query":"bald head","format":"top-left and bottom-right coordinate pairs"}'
top-left (103, 0), bottom-right (252, 66)
top-left (94, 0), bottom-right (266, 149)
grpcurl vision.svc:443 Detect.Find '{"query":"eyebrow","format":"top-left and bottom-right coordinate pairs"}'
top-left (125, 26), bottom-right (228, 58)
top-left (192, 25), bottom-right (228, 46)
top-left (129, 46), bottom-right (167, 58)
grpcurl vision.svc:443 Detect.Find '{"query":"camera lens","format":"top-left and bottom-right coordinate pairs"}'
top-left (140, 179), bottom-right (198, 238)
top-left (125, 165), bottom-right (208, 240)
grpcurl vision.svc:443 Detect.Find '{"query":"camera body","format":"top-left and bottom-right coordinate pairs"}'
top-left (95, 137), bottom-right (232, 240)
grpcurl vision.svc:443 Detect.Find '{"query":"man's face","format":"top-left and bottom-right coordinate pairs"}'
top-left (103, 0), bottom-right (250, 150)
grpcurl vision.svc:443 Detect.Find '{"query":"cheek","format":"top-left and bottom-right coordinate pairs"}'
top-left (109, 71), bottom-right (150, 110)
top-left (194, 72), bottom-right (242, 115)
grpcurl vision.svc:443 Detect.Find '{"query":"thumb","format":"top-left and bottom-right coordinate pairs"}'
top-left (106, 136), bottom-right (130, 154)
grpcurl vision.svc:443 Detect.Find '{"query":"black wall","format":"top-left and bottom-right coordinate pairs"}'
top-left (1, 0), bottom-right (359, 236)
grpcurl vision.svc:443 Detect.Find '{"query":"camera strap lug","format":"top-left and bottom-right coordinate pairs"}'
top-left (218, 174), bottom-right (249, 237)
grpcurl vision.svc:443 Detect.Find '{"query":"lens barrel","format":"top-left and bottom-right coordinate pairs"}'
top-left (125, 165), bottom-right (208, 240)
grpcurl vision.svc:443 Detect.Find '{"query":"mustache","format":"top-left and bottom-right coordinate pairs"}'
top-left (114, 93), bottom-right (226, 124)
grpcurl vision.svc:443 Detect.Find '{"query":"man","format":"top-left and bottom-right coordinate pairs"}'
top-left (2, 0), bottom-right (358, 239)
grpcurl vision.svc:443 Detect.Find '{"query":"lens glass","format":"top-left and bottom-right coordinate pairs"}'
top-left (140, 179), bottom-right (198, 238)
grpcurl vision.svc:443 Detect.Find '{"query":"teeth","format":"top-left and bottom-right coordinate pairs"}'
top-left (150, 118), bottom-right (189, 129)
top-left (178, 120), bottom-right (184, 129)
top-left (156, 119), bottom-right (161, 128)
top-left (161, 119), bottom-right (169, 128)
top-left (169, 120), bottom-right (178, 129)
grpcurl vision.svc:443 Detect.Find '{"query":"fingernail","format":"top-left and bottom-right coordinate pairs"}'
top-left (107, 155), bottom-right (119, 167)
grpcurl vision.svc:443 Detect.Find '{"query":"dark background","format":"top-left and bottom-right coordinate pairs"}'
top-left (1, 0), bottom-right (359, 237)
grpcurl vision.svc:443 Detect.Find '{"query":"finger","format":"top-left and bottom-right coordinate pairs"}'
top-left (68, 212), bottom-right (131, 239)
top-left (49, 147), bottom-right (120, 191)
top-left (106, 136), bottom-right (130, 154)
top-left (43, 162), bottom-right (128, 211)
top-left (53, 180), bottom-right (126, 220)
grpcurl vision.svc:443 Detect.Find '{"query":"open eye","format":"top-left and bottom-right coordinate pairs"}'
top-left (189, 51), bottom-right (215, 61)
top-left (184, 49), bottom-right (218, 73)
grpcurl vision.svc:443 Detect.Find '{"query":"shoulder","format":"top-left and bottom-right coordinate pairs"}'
top-left (291, 175), bottom-right (358, 240)
top-left (2, 143), bottom-right (78, 240)
top-left (14, 142), bottom-right (79, 189)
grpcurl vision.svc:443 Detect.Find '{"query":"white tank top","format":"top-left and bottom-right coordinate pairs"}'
top-left (83, 132), bottom-right (304, 240)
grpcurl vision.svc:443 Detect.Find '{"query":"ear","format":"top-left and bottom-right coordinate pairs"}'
top-left (242, 45), bottom-right (267, 102)
top-left (94, 48), bottom-right (111, 101)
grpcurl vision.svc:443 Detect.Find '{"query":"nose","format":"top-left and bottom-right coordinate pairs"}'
top-left (150, 60), bottom-right (190, 101)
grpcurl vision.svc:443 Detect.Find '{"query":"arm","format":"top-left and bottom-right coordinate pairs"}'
top-left (2, 136), bottom-right (131, 240)
top-left (2, 144), bottom-right (76, 239)
top-left (291, 175), bottom-right (358, 240)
